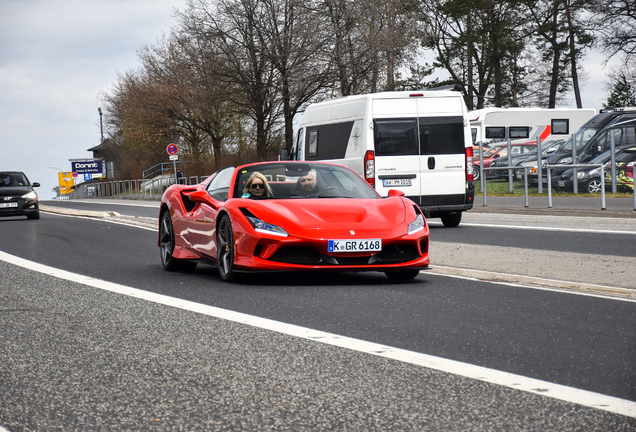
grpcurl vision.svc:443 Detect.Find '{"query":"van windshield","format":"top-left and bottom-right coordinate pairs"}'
top-left (374, 116), bottom-right (465, 156)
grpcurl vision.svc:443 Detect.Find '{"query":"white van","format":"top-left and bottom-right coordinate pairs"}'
top-left (469, 107), bottom-right (596, 146)
top-left (284, 87), bottom-right (474, 227)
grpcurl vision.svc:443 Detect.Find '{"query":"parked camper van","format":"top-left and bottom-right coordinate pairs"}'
top-left (469, 107), bottom-right (596, 147)
top-left (283, 87), bottom-right (474, 227)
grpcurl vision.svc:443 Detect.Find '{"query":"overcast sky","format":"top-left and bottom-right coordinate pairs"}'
top-left (0, 0), bottom-right (619, 199)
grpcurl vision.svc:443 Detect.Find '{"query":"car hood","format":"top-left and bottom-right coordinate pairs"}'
top-left (0, 186), bottom-right (33, 197)
top-left (239, 197), bottom-right (410, 237)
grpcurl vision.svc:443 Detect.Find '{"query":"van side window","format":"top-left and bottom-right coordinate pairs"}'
top-left (374, 119), bottom-right (418, 156)
top-left (419, 116), bottom-right (465, 155)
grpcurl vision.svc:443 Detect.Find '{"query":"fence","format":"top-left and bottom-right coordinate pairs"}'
top-left (478, 162), bottom-right (636, 211)
top-left (64, 175), bottom-right (208, 200)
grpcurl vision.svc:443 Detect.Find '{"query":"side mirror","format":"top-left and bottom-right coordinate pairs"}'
top-left (493, 154), bottom-right (500, 159)
top-left (185, 190), bottom-right (217, 208)
top-left (279, 148), bottom-right (290, 161)
top-left (387, 189), bottom-right (405, 197)
top-left (32, 182), bottom-right (40, 187)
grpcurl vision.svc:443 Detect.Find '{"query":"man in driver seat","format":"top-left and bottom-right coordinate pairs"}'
top-left (294, 169), bottom-right (321, 196)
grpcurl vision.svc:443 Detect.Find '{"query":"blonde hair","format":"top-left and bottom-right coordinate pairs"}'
top-left (243, 172), bottom-right (274, 197)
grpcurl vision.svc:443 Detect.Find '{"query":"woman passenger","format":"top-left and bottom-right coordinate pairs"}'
top-left (242, 172), bottom-right (274, 199)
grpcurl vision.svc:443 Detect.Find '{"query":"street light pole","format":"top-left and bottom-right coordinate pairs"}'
top-left (97, 96), bottom-right (104, 142)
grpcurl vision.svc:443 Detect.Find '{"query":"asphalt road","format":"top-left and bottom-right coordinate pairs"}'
top-left (1, 204), bottom-right (635, 430)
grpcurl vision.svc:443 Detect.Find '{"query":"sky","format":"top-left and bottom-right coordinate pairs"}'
top-left (0, 0), bottom-right (621, 199)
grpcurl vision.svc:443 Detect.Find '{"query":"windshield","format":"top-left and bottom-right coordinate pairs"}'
top-left (0, 173), bottom-right (29, 187)
top-left (573, 127), bottom-right (600, 151)
top-left (233, 162), bottom-right (380, 199)
top-left (483, 146), bottom-right (505, 158)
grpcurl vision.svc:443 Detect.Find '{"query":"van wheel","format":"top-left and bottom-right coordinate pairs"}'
top-left (441, 212), bottom-right (462, 228)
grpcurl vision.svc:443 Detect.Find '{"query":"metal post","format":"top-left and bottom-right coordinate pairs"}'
top-left (507, 130), bottom-right (513, 193)
top-left (572, 132), bottom-right (578, 194)
top-left (524, 166), bottom-right (529, 207)
top-left (536, 136), bottom-right (542, 194)
top-left (600, 163), bottom-right (606, 210)
top-left (480, 141), bottom-right (487, 206)
top-left (480, 141), bottom-right (485, 205)
top-left (610, 130), bottom-right (617, 193)
top-left (547, 166), bottom-right (553, 208)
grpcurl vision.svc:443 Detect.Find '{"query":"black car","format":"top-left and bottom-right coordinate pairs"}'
top-left (0, 171), bottom-right (40, 219)
top-left (557, 147), bottom-right (636, 193)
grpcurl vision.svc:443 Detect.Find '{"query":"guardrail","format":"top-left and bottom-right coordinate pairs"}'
top-left (64, 175), bottom-right (208, 200)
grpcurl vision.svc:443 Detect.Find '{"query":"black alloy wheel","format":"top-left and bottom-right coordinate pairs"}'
top-left (217, 214), bottom-right (236, 282)
top-left (159, 210), bottom-right (197, 271)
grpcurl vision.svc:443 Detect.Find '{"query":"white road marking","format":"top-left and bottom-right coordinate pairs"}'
top-left (430, 221), bottom-right (636, 235)
top-left (0, 250), bottom-right (634, 419)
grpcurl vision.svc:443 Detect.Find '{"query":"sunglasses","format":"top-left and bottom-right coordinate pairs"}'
top-left (250, 183), bottom-right (264, 190)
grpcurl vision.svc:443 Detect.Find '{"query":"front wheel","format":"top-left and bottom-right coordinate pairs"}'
top-left (441, 212), bottom-right (462, 228)
top-left (217, 215), bottom-right (237, 282)
top-left (385, 269), bottom-right (421, 280)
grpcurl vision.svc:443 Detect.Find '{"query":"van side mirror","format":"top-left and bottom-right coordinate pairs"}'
top-left (279, 149), bottom-right (290, 161)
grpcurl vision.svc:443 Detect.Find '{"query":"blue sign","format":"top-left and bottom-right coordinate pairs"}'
top-left (84, 173), bottom-right (91, 181)
top-left (72, 160), bottom-right (102, 174)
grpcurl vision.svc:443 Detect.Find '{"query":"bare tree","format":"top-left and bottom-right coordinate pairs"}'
top-left (257, 0), bottom-right (332, 151)
top-left (178, 0), bottom-right (282, 160)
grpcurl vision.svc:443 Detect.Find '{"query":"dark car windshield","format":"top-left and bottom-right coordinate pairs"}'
top-left (232, 162), bottom-right (380, 199)
top-left (0, 173), bottom-right (29, 187)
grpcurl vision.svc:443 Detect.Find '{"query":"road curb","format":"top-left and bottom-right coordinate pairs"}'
top-left (40, 204), bottom-right (119, 218)
top-left (429, 265), bottom-right (636, 300)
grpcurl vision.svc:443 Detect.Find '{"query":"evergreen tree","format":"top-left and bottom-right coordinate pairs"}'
top-left (603, 71), bottom-right (636, 109)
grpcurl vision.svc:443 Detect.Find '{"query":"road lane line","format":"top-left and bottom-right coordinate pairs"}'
top-left (0, 250), bottom-right (634, 419)
top-left (430, 221), bottom-right (636, 235)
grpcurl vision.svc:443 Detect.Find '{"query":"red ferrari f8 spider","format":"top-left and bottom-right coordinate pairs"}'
top-left (159, 161), bottom-right (429, 282)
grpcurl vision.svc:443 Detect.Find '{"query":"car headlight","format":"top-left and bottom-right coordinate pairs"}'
top-left (246, 216), bottom-right (288, 237)
top-left (576, 171), bottom-right (586, 180)
top-left (21, 191), bottom-right (38, 201)
top-left (558, 157), bottom-right (572, 164)
top-left (408, 213), bottom-right (425, 235)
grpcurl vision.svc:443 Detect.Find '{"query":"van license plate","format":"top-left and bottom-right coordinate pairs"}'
top-left (328, 239), bottom-right (381, 253)
top-left (383, 179), bottom-right (412, 187)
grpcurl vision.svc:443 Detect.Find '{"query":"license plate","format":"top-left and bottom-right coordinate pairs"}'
top-left (0, 202), bottom-right (18, 208)
top-left (328, 239), bottom-right (382, 253)
top-left (383, 178), bottom-right (412, 187)
top-left (558, 181), bottom-right (565, 187)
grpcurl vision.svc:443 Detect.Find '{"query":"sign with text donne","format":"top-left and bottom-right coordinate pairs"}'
top-left (71, 160), bottom-right (103, 174)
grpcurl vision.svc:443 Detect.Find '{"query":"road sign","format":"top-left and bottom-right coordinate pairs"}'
top-left (167, 143), bottom-right (178, 155)
top-left (169, 154), bottom-right (179, 161)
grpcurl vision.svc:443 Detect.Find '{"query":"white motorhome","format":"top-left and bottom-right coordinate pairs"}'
top-left (284, 87), bottom-right (474, 227)
top-left (469, 107), bottom-right (596, 146)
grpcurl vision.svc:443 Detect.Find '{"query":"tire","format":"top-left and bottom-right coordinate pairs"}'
top-left (585, 178), bottom-right (603, 194)
top-left (159, 211), bottom-right (197, 271)
top-left (27, 210), bottom-right (40, 220)
top-left (440, 212), bottom-right (462, 228)
top-left (217, 214), bottom-right (237, 282)
top-left (472, 165), bottom-right (480, 181)
top-left (385, 269), bottom-right (421, 280)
